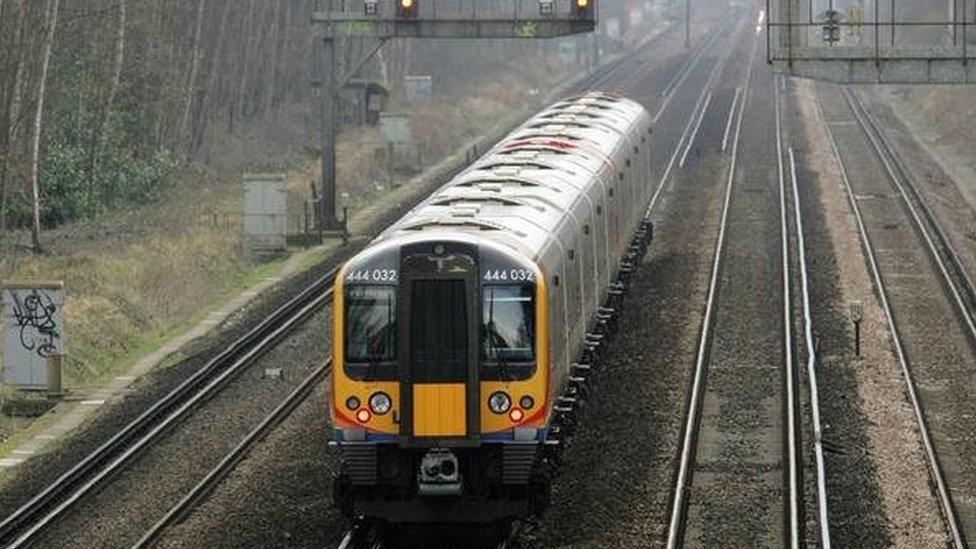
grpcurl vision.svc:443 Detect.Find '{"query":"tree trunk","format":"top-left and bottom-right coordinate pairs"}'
top-left (199, 0), bottom-right (232, 143)
top-left (107, 0), bottom-right (126, 112)
top-left (1, 0), bottom-right (28, 235)
top-left (30, 0), bottom-right (60, 253)
top-left (229, 0), bottom-right (257, 131)
top-left (265, 0), bottom-right (283, 115)
top-left (178, 0), bottom-right (206, 155)
top-left (89, 0), bottom-right (127, 189)
top-left (235, 0), bottom-right (258, 122)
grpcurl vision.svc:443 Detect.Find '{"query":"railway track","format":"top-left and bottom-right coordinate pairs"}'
top-left (666, 24), bottom-right (830, 547)
top-left (666, 23), bottom-right (769, 548)
top-left (776, 77), bottom-right (830, 548)
top-left (819, 85), bottom-right (976, 548)
top-left (0, 267), bottom-right (339, 548)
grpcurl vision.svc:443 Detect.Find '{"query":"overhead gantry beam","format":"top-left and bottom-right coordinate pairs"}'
top-left (767, 0), bottom-right (976, 84)
top-left (313, 0), bottom-right (595, 39)
top-left (311, 0), bottom-right (596, 233)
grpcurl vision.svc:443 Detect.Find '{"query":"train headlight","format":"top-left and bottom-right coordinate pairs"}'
top-left (519, 395), bottom-right (535, 410)
top-left (345, 396), bottom-right (361, 411)
top-left (369, 392), bottom-right (392, 415)
top-left (488, 391), bottom-right (512, 414)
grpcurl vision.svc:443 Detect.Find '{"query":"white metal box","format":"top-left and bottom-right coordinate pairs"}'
top-left (243, 174), bottom-right (287, 253)
top-left (2, 281), bottom-right (65, 390)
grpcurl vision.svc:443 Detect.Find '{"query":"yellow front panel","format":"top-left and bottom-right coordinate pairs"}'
top-left (413, 383), bottom-right (466, 437)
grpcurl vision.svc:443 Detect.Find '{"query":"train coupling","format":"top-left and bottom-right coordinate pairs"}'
top-left (417, 448), bottom-right (462, 496)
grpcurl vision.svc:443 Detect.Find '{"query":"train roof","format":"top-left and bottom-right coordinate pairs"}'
top-left (369, 92), bottom-right (652, 261)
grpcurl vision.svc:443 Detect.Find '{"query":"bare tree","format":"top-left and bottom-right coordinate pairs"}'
top-left (265, 0), bottom-right (283, 115)
top-left (89, 0), bottom-right (128, 183)
top-left (107, 0), bottom-right (127, 113)
top-left (29, 0), bottom-right (60, 252)
top-left (178, 0), bottom-right (206, 154)
top-left (1, 0), bottom-right (28, 236)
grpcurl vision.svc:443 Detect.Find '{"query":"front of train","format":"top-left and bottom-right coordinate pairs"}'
top-left (330, 232), bottom-right (550, 524)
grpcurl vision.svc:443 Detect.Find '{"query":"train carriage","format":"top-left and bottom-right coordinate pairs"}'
top-left (330, 92), bottom-right (654, 524)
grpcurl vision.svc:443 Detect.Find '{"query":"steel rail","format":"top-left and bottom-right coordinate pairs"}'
top-left (720, 87), bottom-right (741, 153)
top-left (4, 284), bottom-right (336, 548)
top-left (652, 29), bottom-right (722, 125)
top-left (133, 360), bottom-right (334, 548)
top-left (787, 146), bottom-right (831, 548)
top-left (678, 92), bottom-right (712, 168)
top-left (647, 19), bottom-right (740, 218)
top-left (773, 74), bottom-right (802, 549)
top-left (843, 88), bottom-right (976, 344)
top-left (0, 264), bottom-right (340, 546)
top-left (818, 94), bottom-right (966, 549)
top-left (665, 24), bottom-right (759, 549)
top-left (659, 30), bottom-right (715, 100)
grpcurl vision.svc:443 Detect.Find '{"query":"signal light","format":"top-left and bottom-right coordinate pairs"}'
top-left (574, 0), bottom-right (592, 13)
top-left (356, 408), bottom-right (371, 423)
top-left (509, 408), bottom-right (524, 423)
top-left (397, 0), bottom-right (417, 18)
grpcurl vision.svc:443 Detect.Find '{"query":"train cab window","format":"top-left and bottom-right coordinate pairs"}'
top-left (482, 285), bottom-right (535, 379)
top-left (344, 285), bottom-right (396, 365)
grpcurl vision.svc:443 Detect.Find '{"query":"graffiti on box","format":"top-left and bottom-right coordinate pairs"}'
top-left (10, 290), bottom-right (61, 359)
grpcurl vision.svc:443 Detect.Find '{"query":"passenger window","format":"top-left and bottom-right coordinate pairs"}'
top-left (344, 285), bottom-right (396, 363)
top-left (482, 285), bottom-right (535, 363)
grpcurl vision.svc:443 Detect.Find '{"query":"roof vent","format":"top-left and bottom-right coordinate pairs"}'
top-left (451, 205), bottom-right (481, 218)
top-left (493, 166), bottom-right (521, 177)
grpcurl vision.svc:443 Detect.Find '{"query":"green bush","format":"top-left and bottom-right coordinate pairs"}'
top-left (8, 122), bottom-right (181, 227)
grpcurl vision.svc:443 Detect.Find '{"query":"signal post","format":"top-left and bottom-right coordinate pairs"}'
top-left (311, 0), bottom-right (597, 234)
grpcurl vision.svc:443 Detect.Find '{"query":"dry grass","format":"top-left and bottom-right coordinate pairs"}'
top-left (0, 170), bottom-right (256, 389)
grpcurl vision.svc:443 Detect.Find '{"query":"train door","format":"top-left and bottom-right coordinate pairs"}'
top-left (398, 243), bottom-right (480, 440)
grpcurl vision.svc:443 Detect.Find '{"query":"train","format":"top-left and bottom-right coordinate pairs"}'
top-left (330, 91), bottom-right (654, 525)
